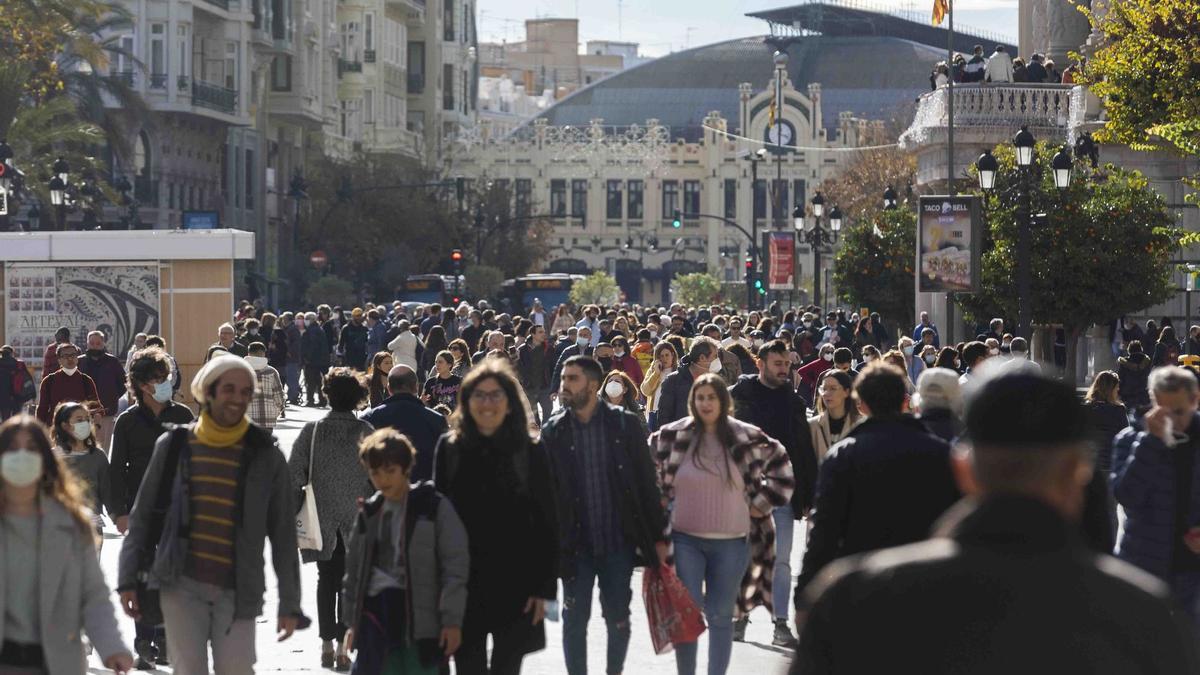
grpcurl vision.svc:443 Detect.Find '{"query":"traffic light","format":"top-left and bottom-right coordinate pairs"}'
top-left (672, 209), bottom-right (682, 229)
top-left (450, 248), bottom-right (463, 273)
top-left (744, 256), bottom-right (753, 281)
top-left (754, 278), bottom-right (767, 295)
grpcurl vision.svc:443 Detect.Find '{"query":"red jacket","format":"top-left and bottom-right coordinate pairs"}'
top-left (612, 353), bottom-right (644, 386)
top-left (35, 369), bottom-right (102, 425)
top-left (796, 356), bottom-right (833, 392)
top-left (42, 342), bottom-right (61, 378)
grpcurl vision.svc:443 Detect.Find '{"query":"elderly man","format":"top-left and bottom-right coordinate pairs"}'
top-left (205, 323), bottom-right (248, 362)
top-left (360, 365), bottom-right (447, 483)
top-left (79, 330), bottom-right (127, 451)
top-left (118, 355), bottom-right (303, 675)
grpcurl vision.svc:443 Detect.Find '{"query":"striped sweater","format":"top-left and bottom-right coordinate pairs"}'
top-left (184, 440), bottom-right (242, 588)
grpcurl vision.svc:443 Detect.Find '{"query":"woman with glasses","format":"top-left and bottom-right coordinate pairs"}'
top-left (433, 361), bottom-right (558, 674)
top-left (804, 370), bottom-right (861, 464)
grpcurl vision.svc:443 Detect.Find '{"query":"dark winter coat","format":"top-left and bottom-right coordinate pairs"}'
top-left (793, 496), bottom-right (1200, 675)
top-left (796, 415), bottom-right (960, 607)
top-left (540, 403), bottom-right (668, 577)
top-left (108, 401), bottom-right (195, 515)
top-left (1117, 353), bottom-right (1152, 410)
top-left (731, 374), bottom-right (818, 513)
top-left (1112, 414), bottom-right (1200, 580)
top-left (301, 323), bottom-right (331, 369)
top-left (1085, 400), bottom-right (1128, 475)
top-left (653, 365), bottom-right (699, 428)
top-left (360, 393), bottom-right (448, 483)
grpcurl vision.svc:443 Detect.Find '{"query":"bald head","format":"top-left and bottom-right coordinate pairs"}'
top-left (387, 365), bottom-right (419, 396)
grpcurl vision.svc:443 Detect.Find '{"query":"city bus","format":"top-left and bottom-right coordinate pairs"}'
top-left (399, 274), bottom-right (462, 306)
top-left (499, 274), bottom-right (583, 315)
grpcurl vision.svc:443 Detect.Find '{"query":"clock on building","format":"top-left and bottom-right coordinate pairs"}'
top-left (765, 119), bottom-right (796, 151)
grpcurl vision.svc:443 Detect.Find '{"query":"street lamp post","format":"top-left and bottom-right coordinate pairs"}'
top-left (747, 148), bottom-right (767, 309)
top-left (795, 190), bottom-right (841, 310)
top-left (975, 126), bottom-right (1073, 341)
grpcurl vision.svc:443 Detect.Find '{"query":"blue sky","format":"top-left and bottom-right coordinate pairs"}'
top-left (477, 0), bottom-right (1018, 57)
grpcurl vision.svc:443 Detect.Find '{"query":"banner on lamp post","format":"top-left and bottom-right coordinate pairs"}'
top-left (764, 231), bottom-right (796, 291)
top-left (917, 195), bottom-right (982, 293)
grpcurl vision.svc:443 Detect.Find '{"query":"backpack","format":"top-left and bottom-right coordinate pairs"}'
top-left (10, 360), bottom-right (35, 403)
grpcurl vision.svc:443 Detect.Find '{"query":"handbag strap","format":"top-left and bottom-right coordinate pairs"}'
top-left (307, 420), bottom-right (320, 487)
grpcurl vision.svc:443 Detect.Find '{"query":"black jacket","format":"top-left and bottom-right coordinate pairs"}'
top-left (301, 323), bottom-right (331, 368)
top-left (108, 401), bottom-right (196, 515)
top-left (551, 343), bottom-right (592, 394)
top-left (793, 496), bottom-right (1199, 674)
top-left (517, 340), bottom-right (555, 393)
top-left (1117, 353), bottom-right (1152, 410)
top-left (654, 366), bottom-right (698, 428)
top-left (796, 415), bottom-right (960, 606)
top-left (360, 393), bottom-right (448, 482)
top-left (731, 374), bottom-right (818, 513)
top-left (916, 408), bottom-right (960, 443)
top-left (540, 403), bottom-right (668, 578)
top-left (1085, 400), bottom-right (1128, 475)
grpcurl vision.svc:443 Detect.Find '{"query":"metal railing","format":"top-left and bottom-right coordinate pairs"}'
top-left (338, 59), bottom-right (363, 76)
top-left (900, 83), bottom-right (1074, 148)
top-left (363, 49), bottom-right (376, 63)
top-left (149, 73), bottom-right (168, 89)
top-left (191, 80), bottom-right (238, 114)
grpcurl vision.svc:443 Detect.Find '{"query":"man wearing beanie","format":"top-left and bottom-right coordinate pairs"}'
top-left (792, 368), bottom-right (1198, 674)
top-left (117, 355), bottom-right (304, 674)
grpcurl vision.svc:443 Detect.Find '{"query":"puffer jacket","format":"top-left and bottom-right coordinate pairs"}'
top-left (1112, 414), bottom-right (1200, 580)
top-left (1117, 353), bottom-right (1152, 410)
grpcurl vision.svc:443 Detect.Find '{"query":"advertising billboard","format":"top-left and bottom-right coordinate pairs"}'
top-left (765, 231), bottom-right (796, 291)
top-left (918, 196), bottom-right (982, 293)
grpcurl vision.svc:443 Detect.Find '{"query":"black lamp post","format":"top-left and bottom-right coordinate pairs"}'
top-left (746, 148), bottom-right (767, 310)
top-left (976, 126), bottom-right (1073, 340)
top-left (796, 190), bottom-right (841, 310)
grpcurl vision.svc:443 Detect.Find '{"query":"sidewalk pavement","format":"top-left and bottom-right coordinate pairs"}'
top-left (92, 402), bottom-right (799, 674)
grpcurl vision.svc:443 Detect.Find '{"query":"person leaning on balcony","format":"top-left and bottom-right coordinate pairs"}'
top-left (985, 45), bottom-right (1013, 84)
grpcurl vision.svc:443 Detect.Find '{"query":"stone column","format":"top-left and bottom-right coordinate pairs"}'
top-left (1030, 0), bottom-right (1091, 65)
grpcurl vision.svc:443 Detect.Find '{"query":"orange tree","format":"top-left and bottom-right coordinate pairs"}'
top-left (832, 207), bottom-right (916, 328)
top-left (958, 142), bottom-right (1179, 380)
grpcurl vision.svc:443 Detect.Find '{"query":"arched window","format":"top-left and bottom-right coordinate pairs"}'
top-left (134, 130), bottom-right (152, 178)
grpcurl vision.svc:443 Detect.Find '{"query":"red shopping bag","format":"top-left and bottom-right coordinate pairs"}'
top-left (642, 564), bottom-right (706, 655)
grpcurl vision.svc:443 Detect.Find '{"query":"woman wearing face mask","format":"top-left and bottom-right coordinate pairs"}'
top-left (795, 344), bottom-right (837, 409)
top-left (856, 344), bottom-right (882, 372)
top-left (802, 370), bottom-right (861, 463)
top-left (641, 342), bottom-right (679, 432)
top-left (52, 401), bottom-right (120, 549)
top-left (934, 346), bottom-right (960, 372)
top-left (600, 370), bottom-right (649, 437)
top-left (650, 374), bottom-right (794, 675)
top-left (0, 415), bottom-right (135, 674)
top-left (608, 336), bottom-right (644, 387)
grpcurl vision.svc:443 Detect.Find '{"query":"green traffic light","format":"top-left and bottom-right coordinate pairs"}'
top-left (672, 209), bottom-right (682, 228)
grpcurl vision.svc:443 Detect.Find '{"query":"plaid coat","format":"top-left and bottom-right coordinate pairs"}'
top-left (251, 366), bottom-right (286, 429)
top-left (650, 415), bottom-right (795, 616)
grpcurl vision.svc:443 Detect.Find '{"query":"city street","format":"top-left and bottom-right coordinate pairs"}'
top-left (90, 402), bottom-right (801, 674)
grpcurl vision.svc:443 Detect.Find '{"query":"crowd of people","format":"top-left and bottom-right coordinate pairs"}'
top-left (2, 296), bottom-right (1200, 674)
top-left (929, 43), bottom-right (1083, 89)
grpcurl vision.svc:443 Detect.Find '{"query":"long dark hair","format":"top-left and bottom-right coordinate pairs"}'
top-left (52, 401), bottom-right (98, 453)
top-left (686, 373), bottom-right (738, 486)
top-left (601, 370), bottom-right (641, 414)
top-left (425, 325), bottom-right (449, 355)
top-left (449, 360), bottom-right (534, 454)
top-left (0, 415), bottom-right (94, 537)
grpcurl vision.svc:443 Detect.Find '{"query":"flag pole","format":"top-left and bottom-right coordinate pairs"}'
top-left (947, 0), bottom-right (955, 196)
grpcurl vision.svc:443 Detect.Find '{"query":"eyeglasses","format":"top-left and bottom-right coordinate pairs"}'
top-left (470, 389), bottom-right (507, 404)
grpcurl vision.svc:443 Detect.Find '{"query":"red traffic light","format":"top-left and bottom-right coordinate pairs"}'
top-left (452, 296), bottom-right (461, 304)
top-left (744, 258), bottom-right (753, 270)
top-left (450, 249), bottom-right (463, 262)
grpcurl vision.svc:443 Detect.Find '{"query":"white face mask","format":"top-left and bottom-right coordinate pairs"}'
top-left (71, 421), bottom-right (92, 442)
top-left (604, 380), bottom-right (625, 400)
top-left (576, 336), bottom-right (590, 348)
top-left (246, 355), bottom-right (269, 370)
top-left (613, 349), bottom-right (625, 358)
top-left (709, 357), bottom-right (723, 373)
top-left (153, 380), bottom-right (174, 404)
top-left (989, 348), bottom-right (1000, 356)
top-left (60, 367), bottom-right (78, 376)
top-left (864, 355), bottom-right (876, 363)
top-left (924, 354), bottom-right (937, 364)
top-left (822, 352), bottom-right (834, 362)
top-left (753, 338), bottom-right (764, 348)
top-left (1, 449), bottom-right (43, 488)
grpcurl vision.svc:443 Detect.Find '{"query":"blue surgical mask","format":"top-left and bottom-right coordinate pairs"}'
top-left (152, 380), bottom-right (173, 403)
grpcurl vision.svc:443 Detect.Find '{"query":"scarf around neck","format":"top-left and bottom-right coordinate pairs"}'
top-left (195, 410), bottom-right (250, 448)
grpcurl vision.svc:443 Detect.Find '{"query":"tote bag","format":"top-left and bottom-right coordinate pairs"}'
top-left (296, 421), bottom-right (324, 551)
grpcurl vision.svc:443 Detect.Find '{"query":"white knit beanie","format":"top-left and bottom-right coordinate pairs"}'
top-left (191, 354), bottom-right (257, 405)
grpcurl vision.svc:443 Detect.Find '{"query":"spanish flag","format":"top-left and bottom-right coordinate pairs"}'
top-left (932, 0), bottom-right (948, 25)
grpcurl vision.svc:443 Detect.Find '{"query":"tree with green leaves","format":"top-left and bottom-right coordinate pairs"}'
top-left (832, 207), bottom-right (916, 327)
top-left (959, 142), bottom-right (1180, 382)
top-left (1078, 0), bottom-right (1200, 198)
top-left (569, 271), bottom-right (621, 306)
top-left (672, 272), bottom-right (724, 308)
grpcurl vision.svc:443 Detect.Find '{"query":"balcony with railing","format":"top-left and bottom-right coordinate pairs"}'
top-left (197, 0), bottom-right (230, 10)
top-left (191, 80), bottom-right (238, 114)
top-left (899, 83), bottom-right (1082, 187)
top-left (364, 50), bottom-right (376, 64)
top-left (338, 59), bottom-right (363, 77)
top-left (149, 73), bottom-right (168, 90)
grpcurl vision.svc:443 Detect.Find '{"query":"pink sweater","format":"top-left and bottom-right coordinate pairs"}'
top-left (670, 432), bottom-right (750, 538)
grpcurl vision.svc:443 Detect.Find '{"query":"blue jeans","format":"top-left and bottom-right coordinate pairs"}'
top-left (672, 532), bottom-right (750, 675)
top-left (285, 363), bottom-right (301, 403)
top-left (563, 546), bottom-right (635, 675)
top-left (772, 505), bottom-right (796, 621)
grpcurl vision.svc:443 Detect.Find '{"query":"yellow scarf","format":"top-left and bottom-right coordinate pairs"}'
top-left (194, 411), bottom-right (250, 448)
